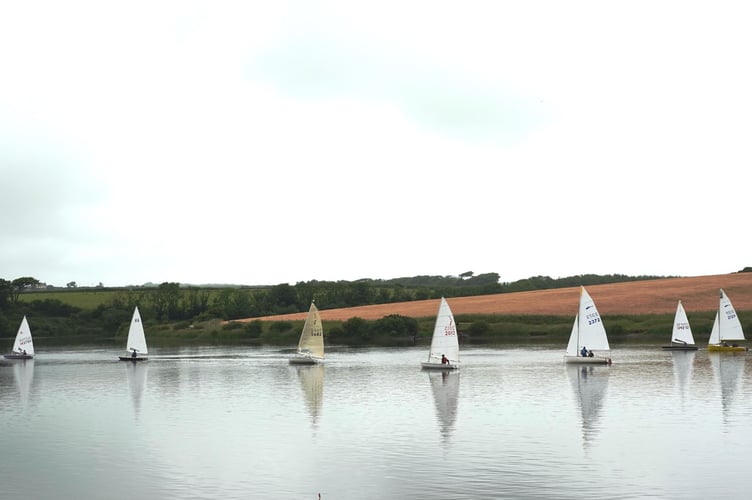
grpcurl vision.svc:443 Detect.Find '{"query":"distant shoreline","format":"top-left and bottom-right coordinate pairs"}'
top-left (241, 273), bottom-right (752, 322)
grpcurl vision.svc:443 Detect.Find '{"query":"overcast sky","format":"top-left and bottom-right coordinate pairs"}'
top-left (1, 1), bottom-right (750, 287)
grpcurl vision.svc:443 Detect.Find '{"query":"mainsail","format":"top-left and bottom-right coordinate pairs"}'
top-left (297, 303), bottom-right (324, 359)
top-left (126, 307), bottom-right (148, 355)
top-left (427, 297), bottom-right (459, 363)
top-left (12, 316), bottom-right (35, 356)
top-left (671, 301), bottom-right (695, 345)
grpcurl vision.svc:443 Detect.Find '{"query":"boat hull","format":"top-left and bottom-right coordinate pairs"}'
top-left (707, 344), bottom-right (747, 352)
top-left (289, 356), bottom-right (321, 365)
top-left (661, 345), bottom-right (699, 351)
top-left (3, 354), bottom-right (33, 360)
top-left (119, 356), bottom-right (148, 362)
top-left (421, 362), bottom-right (458, 370)
top-left (564, 355), bottom-right (611, 365)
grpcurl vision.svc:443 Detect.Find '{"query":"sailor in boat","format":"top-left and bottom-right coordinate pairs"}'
top-left (441, 354), bottom-right (449, 365)
top-left (580, 346), bottom-right (588, 357)
top-left (131, 349), bottom-right (137, 358)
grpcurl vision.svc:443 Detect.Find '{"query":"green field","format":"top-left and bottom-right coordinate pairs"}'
top-left (18, 290), bottom-right (118, 309)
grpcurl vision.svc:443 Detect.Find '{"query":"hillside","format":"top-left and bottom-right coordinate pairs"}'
top-left (243, 273), bottom-right (752, 322)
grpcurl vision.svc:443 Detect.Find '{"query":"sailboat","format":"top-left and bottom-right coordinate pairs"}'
top-left (289, 302), bottom-right (324, 365)
top-left (564, 287), bottom-right (612, 364)
top-left (421, 297), bottom-right (459, 369)
top-left (707, 289), bottom-right (747, 352)
top-left (119, 306), bottom-right (149, 361)
top-left (662, 300), bottom-right (698, 350)
top-left (3, 316), bottom-right (34, 359)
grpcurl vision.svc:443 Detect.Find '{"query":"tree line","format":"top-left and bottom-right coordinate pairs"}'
top-left (0, 271), bottom-right (678, 339)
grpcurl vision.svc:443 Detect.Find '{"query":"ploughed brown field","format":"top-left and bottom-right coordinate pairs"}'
top-left (242, 273), bottom-right (752, 322)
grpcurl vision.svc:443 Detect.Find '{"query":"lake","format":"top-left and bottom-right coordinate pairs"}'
top-left (1, 345), bottom-right (751, 499)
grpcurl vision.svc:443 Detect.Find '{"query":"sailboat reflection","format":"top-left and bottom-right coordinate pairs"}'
top-left (567, 365), bottom-right (609, 448)
top-left (427, 369), bottom-right (459, 440)
top-left (13, 359), bottom-right (35, 407)
top-left (296, 364), bottom-right (324, 427)
top-left (709, 352), bottom-right (745, 424)
top-left (671, 350), bottom-right (696, 400)
top-left (126, 361), bottom-right (148, 416)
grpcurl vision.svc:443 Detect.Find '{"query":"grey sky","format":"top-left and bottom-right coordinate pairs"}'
top-left (1, 1), bottom-right (749, 287)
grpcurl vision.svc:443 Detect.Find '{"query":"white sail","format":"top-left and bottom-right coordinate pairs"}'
top-left (126, 307), bottom-right (148, 355)
top-left (708, 312), bottom-right (721, 345)
top-left (718, 289), bottom-right (745, 342)
top-left (565, 287), bottom-right (610, 358)
top-left (12, 316), bottom-right (34, 355)
top-left (565, 314), bottom-right (580, 357)
top-left (297, 302), bottom-right (324, 359)
top-left (578, 287), bottom-right (610, 351)
top-left (671, 301), bottom-right (695, 345)
top-left (425, 297), bottom-right (459, 364)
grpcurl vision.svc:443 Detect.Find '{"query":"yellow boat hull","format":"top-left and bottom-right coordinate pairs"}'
top-left (707, 344), bottom-right (747, 352)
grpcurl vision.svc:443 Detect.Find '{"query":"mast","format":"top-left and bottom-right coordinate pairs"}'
top-left (719, 289), bottom-right (724, 343)
top-left (577, 286), bottom-right (585, 352)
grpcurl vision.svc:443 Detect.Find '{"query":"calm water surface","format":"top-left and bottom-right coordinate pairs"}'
top-left (1, 345), bottom-right (751, 499)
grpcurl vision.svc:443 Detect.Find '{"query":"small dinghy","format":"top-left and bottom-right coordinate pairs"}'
top-left (119, 306), bottom-right (149, 361)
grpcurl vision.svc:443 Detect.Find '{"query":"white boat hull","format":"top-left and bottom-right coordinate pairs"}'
top-left (119, 356), bottom-right (148, 362)
top-left (564, 355), bottom-right (611, 365)
top-left (421, 362), bottom-right (458, 370)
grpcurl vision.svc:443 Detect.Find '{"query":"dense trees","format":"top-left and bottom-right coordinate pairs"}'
top-left (10, 277), bottom-right (40, 303)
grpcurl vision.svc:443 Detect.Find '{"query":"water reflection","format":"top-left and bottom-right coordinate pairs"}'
top-left (709, 353), bottom-right (745, 424)
top-left (671, 350), bottom-right (696, 400)
top-left (295, 364), bottom-right (324, 427)
top-left (12, 359), bottom-right (35, 407)
top-left (126, 362), bottom-right (148, 417)
top-left (427, 369), bottom-right (459, 440)
top-left (567, 364), bottom-right (609, 449)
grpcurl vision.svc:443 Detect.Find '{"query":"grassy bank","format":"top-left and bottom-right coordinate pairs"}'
top-left (144, 311), bottom-right (724, 348)
top-left (3, 309), bottom-right (734, 349)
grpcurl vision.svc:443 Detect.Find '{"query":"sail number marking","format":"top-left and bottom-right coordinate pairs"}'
top-left (585, 312), bottom-right (601, 325)
top-left (444, 318), bottom-right (457, 336)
